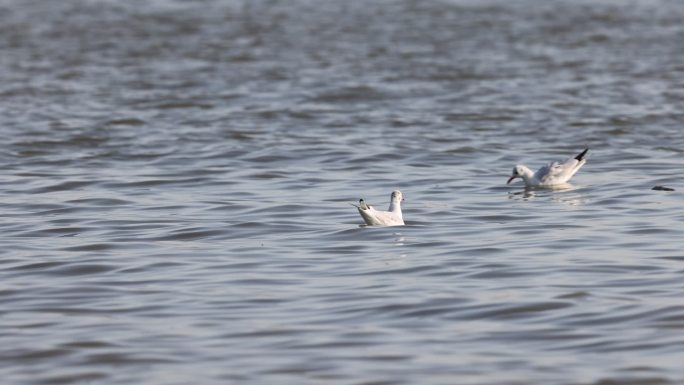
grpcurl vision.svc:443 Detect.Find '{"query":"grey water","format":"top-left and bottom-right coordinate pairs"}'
top-left (2, 0), bottom-right (684, 384)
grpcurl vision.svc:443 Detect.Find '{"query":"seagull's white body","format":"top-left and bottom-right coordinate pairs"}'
top-left (508, 149), bottom-right (588, 188)
top-left (353, 190), bottom-right (404, 226)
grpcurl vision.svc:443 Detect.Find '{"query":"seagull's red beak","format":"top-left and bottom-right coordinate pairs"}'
top-left (507, 175), bottom-right (517, 184)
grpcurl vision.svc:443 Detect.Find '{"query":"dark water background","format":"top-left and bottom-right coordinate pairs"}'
top-left (2, 0), bottom-right (684, 384)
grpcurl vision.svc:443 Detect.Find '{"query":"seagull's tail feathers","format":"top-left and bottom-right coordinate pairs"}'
top-left (351, 199), bottom-right (361, 208)
top-left (575, 148), bottom-right (589, 161)
top-left (352, 199), bottom-right (371, 210)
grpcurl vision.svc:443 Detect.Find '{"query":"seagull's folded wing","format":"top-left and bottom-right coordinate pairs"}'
top-left (538, 158), bottom-right (579, 184)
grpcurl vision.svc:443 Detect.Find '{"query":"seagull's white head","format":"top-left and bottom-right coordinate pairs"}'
top-left (507, 165), bottom-right (526, 184)
top-left (391, 190), bottom-right (404, 204)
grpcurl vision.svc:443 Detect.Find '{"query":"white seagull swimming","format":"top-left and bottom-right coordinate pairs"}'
top-left (507, 148), bottom-right (589, 187)
top-left (352, 190), bottom-right (404, 226)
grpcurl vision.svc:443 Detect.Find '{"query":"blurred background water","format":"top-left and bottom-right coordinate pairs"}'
top-left (1, 0), bottom-right (684, 384)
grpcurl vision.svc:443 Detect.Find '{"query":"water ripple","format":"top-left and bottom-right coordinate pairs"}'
top-left (2, 0), bottom-right (684, 384)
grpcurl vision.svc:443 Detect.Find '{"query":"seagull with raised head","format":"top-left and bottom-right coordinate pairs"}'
top-left (507, 148), bottom-right (589, 187)
top-left (352, 190), bottom-right (404, 226)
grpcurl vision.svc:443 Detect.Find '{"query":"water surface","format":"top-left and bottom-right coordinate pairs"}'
top-left (2, 0), bottom-right (684, 384)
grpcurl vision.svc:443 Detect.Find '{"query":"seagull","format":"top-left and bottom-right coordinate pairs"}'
top-left (507, 148), bottom-right (589, 187)
top-left (352, 190), bottom-right (405, 226)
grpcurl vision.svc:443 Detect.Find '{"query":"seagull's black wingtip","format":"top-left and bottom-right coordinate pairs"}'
top-left (575, 148), bottom-right (589, 161)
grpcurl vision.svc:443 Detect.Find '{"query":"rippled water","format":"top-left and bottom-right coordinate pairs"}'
top-left (2, 0), bottom-right (684, 384)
